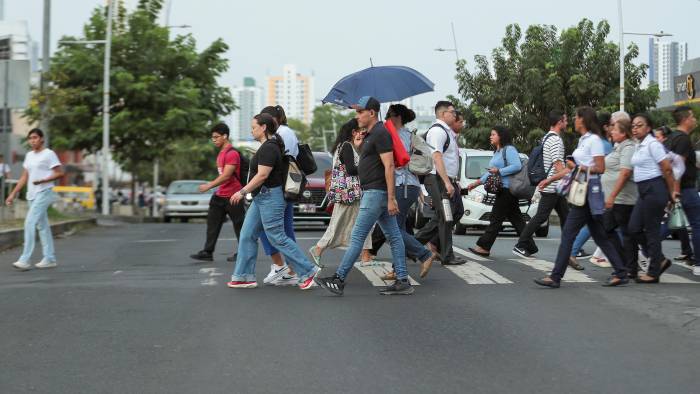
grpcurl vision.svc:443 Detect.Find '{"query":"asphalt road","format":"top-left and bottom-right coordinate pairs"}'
top-left (1, 220), bottom-right (699, 394)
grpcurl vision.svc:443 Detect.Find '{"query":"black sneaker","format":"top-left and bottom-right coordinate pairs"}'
top-left (512, 246), bottom-right (532, 259)
top-left (190, 251), bottom-right (213, 262)
top-left (442, 255), bottom-right (468, 266)
top-left (575, 249), bottom-right (591, 259)
top-left (379, 279), bottom-right (414, 295)
top-left (226, 253), bottom-right (238, 262)
top-left (314, 274), bottom-right (345, 296)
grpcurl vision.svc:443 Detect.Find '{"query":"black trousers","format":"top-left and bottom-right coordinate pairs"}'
top-left (203, 194), bottom-right (245, 253)
top-left (629, 177), bottom-right (669, 277)
top-left (515, 192), bottom-right (569, 254)
top-left (415, 175), bottom-right (461, 262)
top-left (476, 188), bottom-right (526, 251)
top-left (550, 204), bottom-right (627, 282)
top-left (605, 204), bottom-right (638, 275)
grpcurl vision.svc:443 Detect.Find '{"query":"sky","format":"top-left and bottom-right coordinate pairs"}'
top-left (7, 0), bottom-right (700, 112)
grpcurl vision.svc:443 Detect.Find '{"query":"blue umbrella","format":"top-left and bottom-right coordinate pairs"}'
top-left (322, 65), bottom-right (434, 107)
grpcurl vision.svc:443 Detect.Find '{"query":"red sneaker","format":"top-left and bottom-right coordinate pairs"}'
top-left (299, 268), bottom-right (320, 290)
top-left (227, 281), bottom-right (258, 289)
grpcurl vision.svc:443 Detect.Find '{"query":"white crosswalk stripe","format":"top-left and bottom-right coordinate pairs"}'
top-left (509, 258), bottom-right (597, 283)
top-left (445, 261), bottom-right (513, 284)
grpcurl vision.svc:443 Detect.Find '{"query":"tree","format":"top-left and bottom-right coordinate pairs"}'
top-left (309, 105), bottom-right (355, 152)
top-left (24, 0), bottom-right (235, 193)
top-left (454, 19), bottom-right (659, 152)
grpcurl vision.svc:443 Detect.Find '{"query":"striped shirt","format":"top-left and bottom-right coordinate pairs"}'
top-left (541, 131), bottom-right (565, 193)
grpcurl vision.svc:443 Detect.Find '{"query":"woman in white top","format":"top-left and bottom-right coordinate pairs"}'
top-left (534, 107), bottom-right (628, 288)
top-left (5, 128), bottom-right (64, 271)
top-left (628, 113), bottom-right (677, 283)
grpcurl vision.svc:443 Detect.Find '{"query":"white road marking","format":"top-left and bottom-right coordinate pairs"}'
top-left (201, 278), bottom-right (218, 286)
top-left (659, 274), bottom-right (698, 284)
top-left (113, 271), bottom-right (123, 275)
top-left (134, 239), bottom-right (177, 243)
top-left (453, 246), bottom-right (491, 261)
top-left (445, 262), bottom-right (513, 284)
top-left (354, 261), bottom-right (420, 286)
top-left (510, 258), bottom-right (597, 283)
top-left (199, 268), bottom-right (222, 277)
top-left (676, 263), bottom-right (693, 271)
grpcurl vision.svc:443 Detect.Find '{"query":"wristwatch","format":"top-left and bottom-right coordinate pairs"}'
top-left (239, 189), bottom-right (248, 197)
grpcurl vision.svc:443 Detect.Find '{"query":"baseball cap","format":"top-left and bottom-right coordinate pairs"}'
top-left (351, 96), bottom-right (380, 112)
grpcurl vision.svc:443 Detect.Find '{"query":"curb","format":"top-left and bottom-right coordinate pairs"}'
top-left (0, 218), bottom-right (97, 252)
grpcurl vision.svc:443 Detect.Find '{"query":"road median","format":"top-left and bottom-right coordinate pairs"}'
top-left (0, 218), bottom-right (97, 251)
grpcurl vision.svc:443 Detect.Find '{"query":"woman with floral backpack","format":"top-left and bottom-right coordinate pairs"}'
top-left (309, 118), bottom-right (372, 265)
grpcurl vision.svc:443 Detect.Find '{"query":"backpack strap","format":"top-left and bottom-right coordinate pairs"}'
top-left (429, 123), bottom-right (451, 152)
top-left (224, 145), bottom-right (242, 182)
top-left (541, 133), bottom-right (556, 176)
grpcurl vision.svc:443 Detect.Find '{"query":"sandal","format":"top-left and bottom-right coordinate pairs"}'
top-left (308, 246), bottom-right (324, 268)
top-left (468, 247), bottom-right (490, 257)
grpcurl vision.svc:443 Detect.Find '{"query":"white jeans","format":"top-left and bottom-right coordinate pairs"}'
top-left (19, 189), bottom-right (56, 263)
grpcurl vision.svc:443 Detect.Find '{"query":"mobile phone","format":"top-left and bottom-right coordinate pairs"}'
top-left (566, 155), bottom-right (574, 162)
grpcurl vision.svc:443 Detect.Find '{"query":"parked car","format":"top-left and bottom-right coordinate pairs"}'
top-left (292, 151), bottom-right (332, 225)
top-left (163, 180), bottom-right (213, 222)
top-left (411, 148), bottom-right (547, 236)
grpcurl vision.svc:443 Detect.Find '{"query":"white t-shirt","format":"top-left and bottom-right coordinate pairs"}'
top-left (0, 163), bottom-right (10, 177)
top-left (572, 132), bottom-right (605, 167)
top-left (541, 131), bottom-right (565, 193)
top-left (631, 134), bottom-right (667, 182)
top-left (277, 125), bottom-right (299, 158)
top-left (426, 119), bottom-right (459, 178)
top-left (23, 149), bottom-right (61, 200)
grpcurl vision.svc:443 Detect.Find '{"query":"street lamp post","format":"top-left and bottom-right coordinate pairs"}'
top-left (434, 21), bottom-right (460, 63)
top-left (102, 0), bottom-right (114, 216)
top-left (617, 0), bottom-right (672, 111)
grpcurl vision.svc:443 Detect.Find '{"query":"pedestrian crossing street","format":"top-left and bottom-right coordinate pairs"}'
top-left (352, 249), bottom-right (700, 287)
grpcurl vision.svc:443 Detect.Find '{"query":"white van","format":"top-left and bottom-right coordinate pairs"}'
top-left (411, 148), bottom-right (548, 236)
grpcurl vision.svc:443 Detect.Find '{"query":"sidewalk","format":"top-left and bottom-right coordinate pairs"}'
top-left (0, 217), bottom-right (97, 251)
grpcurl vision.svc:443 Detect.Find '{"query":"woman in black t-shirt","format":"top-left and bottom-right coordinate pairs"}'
top-left (227, 114), bottom-right (319, 290)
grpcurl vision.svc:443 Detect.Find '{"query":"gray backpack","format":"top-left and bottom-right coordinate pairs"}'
top-left (408, 133), bottom-right (434, 176)
top-left (507, 150), bottom-right (535, 200)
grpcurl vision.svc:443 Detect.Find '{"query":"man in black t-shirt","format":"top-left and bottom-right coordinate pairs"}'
top-left (315, 96), bottom-right (435, 295)
top-left (666, 106), bottom-right (700, 276)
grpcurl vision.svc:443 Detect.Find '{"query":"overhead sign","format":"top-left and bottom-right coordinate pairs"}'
top-left (0, 60), bottom-right (30, 109)
top-left (674, 70), bottom-right (700, 104)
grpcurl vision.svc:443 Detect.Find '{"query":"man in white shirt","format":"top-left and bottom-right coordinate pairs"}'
top-left (513, 110), bottom-right (569, 258)
top-left (5, 128), bottom-right (64, 271)
top-left (415, 101), bottom-right (466, 267)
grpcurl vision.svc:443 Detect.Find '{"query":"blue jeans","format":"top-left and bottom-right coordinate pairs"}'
top-left (370, 185), bottom-right (431, 263)
top-left (680, 188), bottom-right (700, 267)
top-left (336, 190), bottom-right (408, 281)
top-left (19, 189), bottom-right (56, 263)
top-left (231, 187), bottom-right (316, 283)
top-left (571, 226), bottom-right (591, 257)
top-left (260, 201), bottom-right (295, 256)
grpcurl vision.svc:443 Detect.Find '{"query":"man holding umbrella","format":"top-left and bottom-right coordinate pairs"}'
top-left (315, 96), bottom-right (436, 296)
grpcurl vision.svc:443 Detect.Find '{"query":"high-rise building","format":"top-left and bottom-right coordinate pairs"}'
top-left (230, 77), bottom-right (264, 141)
top-left (266, 64), bottom-right (315, 125)
top-left (649, 38), bottom-right (688, 92)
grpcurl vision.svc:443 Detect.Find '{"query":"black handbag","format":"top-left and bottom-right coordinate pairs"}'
top-left (296, 143), bottom-right (317, 175)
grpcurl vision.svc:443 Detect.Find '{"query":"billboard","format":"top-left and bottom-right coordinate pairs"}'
top-left (674, 71), bottom-right (700, 105)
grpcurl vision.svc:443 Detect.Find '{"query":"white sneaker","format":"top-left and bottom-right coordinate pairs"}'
top-left (271, 274), bottom-right (299, 286)
top-left (694, 266), bottom-right (700, 276)
top-left (263, 264), bottom-right (289, 285)
top-left (35, 259), bottom-right (57, 269)
top-left (12, 261), bottom-right (31, 271)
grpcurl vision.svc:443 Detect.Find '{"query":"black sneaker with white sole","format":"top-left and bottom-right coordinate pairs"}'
top-left (512, 246), bottom-right (532, 259)
top-left (575, 249), bottom-right (591, 259)
top-left (379, 279), bottom-right (414, 295)
top-left (314, 274), bottom-right (345, 295)
top-left (190, 251), bottom-right (213, 262)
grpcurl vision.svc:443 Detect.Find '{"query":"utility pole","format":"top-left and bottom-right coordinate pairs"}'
top-left (101, 0), bottom-right (114, 215)
top-left (618, 0), bottom-right (625, 112)
top-left (40, 0), bottom-right (50, 145)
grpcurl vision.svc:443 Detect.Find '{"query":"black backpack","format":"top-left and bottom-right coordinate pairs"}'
top-left (226, 146), bottom-right (250, 186)
top-left (527, 133), bottom-right (555, 186)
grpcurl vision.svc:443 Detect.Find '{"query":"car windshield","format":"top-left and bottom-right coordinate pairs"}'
top-left (310, 153), bottom-right (332, 176)
top-left (168, 182), bottom-right (208, 195)
top-left (465, 156), bottom-right (492, 179)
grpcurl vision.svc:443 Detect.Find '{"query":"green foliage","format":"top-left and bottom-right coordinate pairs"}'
top-left (24, 0), bottom-right (235, 180)
top-left (285, 106), bottom-right (354, 152)
top-left (454, 19), bottom-right (659, 152)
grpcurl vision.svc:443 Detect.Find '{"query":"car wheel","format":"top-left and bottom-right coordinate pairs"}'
top-left (454, 223), bottom-right (467, 235)
top-left (535, 224), bottom-right (549, 238)
top-left (164, 216), bottom-right (171, 223)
